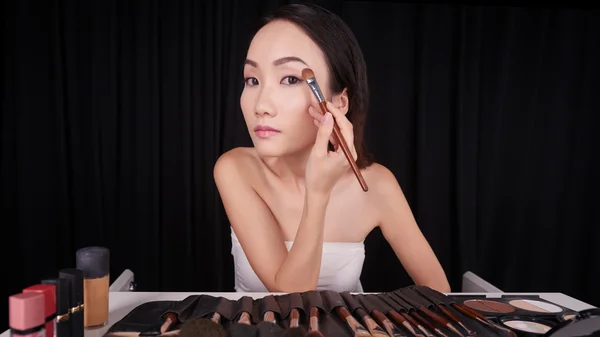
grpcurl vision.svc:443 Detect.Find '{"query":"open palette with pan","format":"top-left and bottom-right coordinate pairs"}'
top-left (448, 294), bottom-right (587, 336)
top-left (102, 285), bottom-right (599, 337)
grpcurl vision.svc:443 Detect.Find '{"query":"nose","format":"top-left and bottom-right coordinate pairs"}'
top-left (254, 86), bottom-right (277, 118)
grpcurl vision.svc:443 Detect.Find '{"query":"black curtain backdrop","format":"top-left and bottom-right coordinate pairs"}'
top-left (1, 0), bottom-right (599, 330)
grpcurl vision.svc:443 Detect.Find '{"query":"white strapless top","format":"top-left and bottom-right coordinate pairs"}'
top-left (230, 228), bottom-right (365, 292)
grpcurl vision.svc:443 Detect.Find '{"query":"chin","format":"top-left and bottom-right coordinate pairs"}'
top-left (252, 140), bottom-right (310, 159)
top-left (252, 141), bottom-right (288, 158)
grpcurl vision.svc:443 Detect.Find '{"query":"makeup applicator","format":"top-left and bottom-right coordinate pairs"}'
top-left (396, 289), bottom-right (466, 337)
top-left (257, 310), bottom-right (285, 337)
top-left (414, 286), bottom-right (516, 337)
top-left (302, 68), bottom-right (369, 192)
top-left (335, 306), bottom-right (373, 337)
top-left (305, 307), bottom-right (325, 337)
top-left (283, 308), bottom-right (306, 337)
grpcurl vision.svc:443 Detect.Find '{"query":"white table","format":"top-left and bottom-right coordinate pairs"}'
top-left (2, 291), bottom-right (595, 337)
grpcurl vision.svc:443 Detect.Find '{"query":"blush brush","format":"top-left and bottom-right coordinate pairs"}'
top-left (335, 306), bottom-right (373, 337)
top-left (284, 308), bottom-right (306, 337)
top-left (305, 307), bottom-right (324, 337)
top-left (302, 68), bottom-right (369, 192)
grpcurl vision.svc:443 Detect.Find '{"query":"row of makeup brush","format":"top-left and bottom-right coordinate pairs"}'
top-left (149, 286), bottom-right (516, 337)
top-left (162, 307), bottom-right (323, 337)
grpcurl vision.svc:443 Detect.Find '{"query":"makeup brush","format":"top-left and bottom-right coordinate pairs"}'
top-left (335, 306), bottom-right (373, 336)
top-left (397, 289), bottom-right (465, 337)
top-left (228, 311), bottom-right (257, 337)
top-left (411, 312), bottom-right (446, 337)
top-left (453, 304), bottom-right (516, 337)
top-left (302, 67), bottom-right (369, 192)
top-left (412, 287), bottom-right (476, 337)
top-left (159, 295), bottom-right (205, 334)
top-left (284, 308), bottom-right (306, 337)
top-left (258, 310), bottom-right (285, 337)
top-left (380, 294), bottom-right (434, 337)
top-left (160, 313), bottom-right (178, 334)
top-left (402, 313), bottom-right (433, 337)
top-left (388, 293), bottom-right (446, 337)
top-left (178, 316), bottom-right (228, 337)
top-left (305, 307), bottom-right (324, 337)
top-left (341, 292), bottom-right (388, 337)
top-left (355, 306), bottom-right (391, 337)
top-left (356, 295), bottom-right (408, 337)
top-left (376, 294), bottom-right (424, 337)
top-left (414, 287), bottom-right (516, 337)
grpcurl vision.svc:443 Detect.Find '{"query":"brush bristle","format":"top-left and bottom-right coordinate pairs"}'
top-left (302, 68), bottom-right (315, 80)
top-left (356, 330), bottom-right (373, 337)
top-left (178, 317), bottom-right (228, 337)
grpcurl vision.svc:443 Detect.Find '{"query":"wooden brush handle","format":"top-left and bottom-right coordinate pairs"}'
top-left (401, 312), bottom-right (420, 328)
top-left (419, 306), bottom-right (449, 326)
top-left (317, 101), bottom-right (368, 192)
top-left (372, 310), bottom-right (406, 337)
top-left (361, 314), bottom-right (388, 337)
top-left (453, 303), bottom-right (487, 321)
top-left (290, 308), bottom-right (300, 328)
top-left (309, 307), bottom-right (320, 332)
top-left (437, 305), bottom-right (461, 323)
top-left (238, 312), bottom-right (252, 325)
top-left (263, 311), bottom-right (276, 324)
top-left (388, 312), bottom-right (418, 336)
top-left (388, 311), bottom-right (407, 325)
top-left (160, 313), bottom-right (177, 333)
top-left (335, 307), bottom-right (370, 334)
top-left (413, 312), bottom-right (436, 331)
top-left (210, 312), bottom-right (221, 324)
top-left (371, 310), bottom-right (389, 326)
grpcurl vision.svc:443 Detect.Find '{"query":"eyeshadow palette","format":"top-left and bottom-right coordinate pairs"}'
top-left (450, 294), bottom-right (590, 336)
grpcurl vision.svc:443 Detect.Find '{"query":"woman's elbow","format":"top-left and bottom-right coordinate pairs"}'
top-left (271, 275), bottom-right (318, 293)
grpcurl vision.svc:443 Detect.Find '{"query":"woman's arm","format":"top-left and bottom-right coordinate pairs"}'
top-left (213, 149), bottom-right (329, 292)
top-left (372, 165), bottom-right (451, 293)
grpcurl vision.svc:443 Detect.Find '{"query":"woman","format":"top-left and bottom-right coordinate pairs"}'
top-left (214, 3), bottom-right (450, 294)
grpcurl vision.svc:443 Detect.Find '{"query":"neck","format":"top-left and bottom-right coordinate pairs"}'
top-left (261, 148), bottom-right (311, 192)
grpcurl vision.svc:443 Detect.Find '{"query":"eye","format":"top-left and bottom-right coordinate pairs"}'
top-left (244, 77), bottom-right (259, 86)
top-left (281, 76), bottom-right (302, 85)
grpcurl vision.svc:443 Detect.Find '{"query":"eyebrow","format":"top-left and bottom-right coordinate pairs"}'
top-left (244, 56), bottom-right (308, 68)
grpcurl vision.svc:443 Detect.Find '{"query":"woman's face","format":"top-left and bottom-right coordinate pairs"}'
top-left (240, 19), bottom-right (333, 158)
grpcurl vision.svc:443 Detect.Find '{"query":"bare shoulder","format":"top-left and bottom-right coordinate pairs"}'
top-left (362, 162), bottom-right (405, 199)
top-left (213, 147), bottom-right (260, 183)
top-left (214, 147), bottom-right (257, 169)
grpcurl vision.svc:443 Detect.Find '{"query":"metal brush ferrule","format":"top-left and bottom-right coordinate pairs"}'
top-left (306, 77), bottom-right (325, 103)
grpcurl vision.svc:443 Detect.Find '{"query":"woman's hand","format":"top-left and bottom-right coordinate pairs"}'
top-left (305, 101), bottom-right (357, 195)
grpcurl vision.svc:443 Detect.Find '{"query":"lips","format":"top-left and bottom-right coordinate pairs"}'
top-left (254, 125), bottom-right (280, 139)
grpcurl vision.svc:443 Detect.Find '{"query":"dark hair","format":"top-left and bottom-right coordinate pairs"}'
top-left (259, 3), bottom-right (374, 169)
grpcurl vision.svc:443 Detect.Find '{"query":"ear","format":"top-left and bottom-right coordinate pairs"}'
top-left (332, 88), bottom-right (349, 115)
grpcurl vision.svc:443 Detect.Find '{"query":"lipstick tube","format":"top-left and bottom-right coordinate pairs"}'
top-left (9, 292), bottom-right (46, 337)
top-left (76, 247), bottom-right (110, 329)
top-left (59, 269), bottom-right (84, 337)
top-left (48, 278), bottom-right (72, 337)
top-left (23, 284), bottom-right (56, 337)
